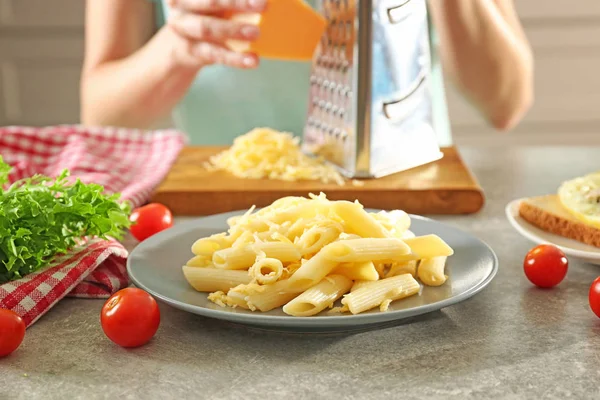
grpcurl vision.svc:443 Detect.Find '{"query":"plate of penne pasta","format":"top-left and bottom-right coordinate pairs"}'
top-left (127, 193), bottom-right (498, 330)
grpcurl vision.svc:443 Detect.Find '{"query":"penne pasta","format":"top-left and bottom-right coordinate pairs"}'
top-left (371, 210), bottom-right (411, 237)
top-left (283, 275), bottom-right (353, 317)
top-left (341, 274), bottom-right (420, 314)
top-left (401, 230), bottom-right (416, 239)
top-left (334, 261), bottom-right (379, 281)
top-left (350, 280), bottom-right (376, 292)
top-left (191, 233), bottom-right (232, 256)
top-left (182, 266), bottom-right (252, 292)
top-left (323, 238), bottom-right (411, 263)
top-left (212, 246), bottom-right (255, 270)
top-left (296, 224), bottom-right (341, 256)
top-left (374, 262), bottom-right (388, 279)
top-left (285, 251), bottom-right (340, 292)
top-left (229, 280), bottom-right (299, 312)
top-left (387, 260), bottom-right (418, 278)
top-left (185, 255), bottom-right (214, 268)
top-left (186, 193), bottom-right (454, 316)
top-left (250, 257), bottom-right (284, 284)
top-left (417, 256), bottom-right (448, 286)
top-left (336, 233), bottom-right (362, 241)
top-left (403, 235), bottom-right (454, 259)
top-left (223, 288), bottom-right (251, 309)
top-left (333, 201), bottom-right (391, 238)
top-left (212, 242), bottom-right (301, 270)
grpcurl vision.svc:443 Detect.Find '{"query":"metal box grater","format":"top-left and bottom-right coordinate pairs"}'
top-left (302, 0), bottom-right (444, 178)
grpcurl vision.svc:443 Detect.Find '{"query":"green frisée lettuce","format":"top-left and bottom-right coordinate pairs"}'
top-left (0, 156), bottom-right (131, 283)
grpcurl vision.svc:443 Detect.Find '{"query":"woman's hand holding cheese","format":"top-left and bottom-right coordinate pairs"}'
top-left (80, 0), bottom-right (266, 130)
top-left (166, 0), bottom-right (265, 69)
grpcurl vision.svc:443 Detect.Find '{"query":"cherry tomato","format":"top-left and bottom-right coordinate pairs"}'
top-left (129, 203), bottom-right (173, 242)
top-left (589, 277), bottom-right (600, 318)
top-left (0, 309), bottom-right (26, 357)
top-left (523, 244), bottom-right (568, 288)
top-left (101, 288), bottom-right (160, 348)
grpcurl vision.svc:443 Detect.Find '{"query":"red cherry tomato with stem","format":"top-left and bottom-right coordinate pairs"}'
top-left (0, 309), bottom-right (26, 357)
top-left (129, 203), bottom-right (173, 242)
top-left (589, 277), bottom-right (600, 318)
top-left (523, 244), bottom-right (568, 288)
top-left (101, 288), bottom-right (160, 348)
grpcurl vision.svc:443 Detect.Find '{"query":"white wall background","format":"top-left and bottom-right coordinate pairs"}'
top-left (0, 0), bottom-right (599, 146)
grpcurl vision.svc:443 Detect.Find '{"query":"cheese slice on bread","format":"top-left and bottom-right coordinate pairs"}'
top-left (519, 195), bottom-right (600, 248)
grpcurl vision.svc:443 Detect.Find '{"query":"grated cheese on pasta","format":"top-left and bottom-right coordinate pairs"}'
top-left (204, 128), bottom-right (350, 185)
top-left (182, 193), bottom-right (452, 316)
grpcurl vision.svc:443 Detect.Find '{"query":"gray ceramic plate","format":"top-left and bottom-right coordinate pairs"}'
top-left (127, 211), bottom-right (498, 331)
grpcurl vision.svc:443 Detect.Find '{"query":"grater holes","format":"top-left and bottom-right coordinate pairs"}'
top-left (339, 44), bottom-right (347, 60)
top-left (320, 35), bottom-right (328, 54)
top-left (337, 20), bottom-right (347, 45)
top-left (332, 128), bottom-right (342, 140)
top-left (346, 20), bottom-right (353, 40)
top-left (326, 125), bottom-right (334, 138)
top-left (330, 18), bottom-right (338, 42)
top-left (331, 105), bottom-right (338, 114)
top-left (328, 81), bottom-right (337, 93)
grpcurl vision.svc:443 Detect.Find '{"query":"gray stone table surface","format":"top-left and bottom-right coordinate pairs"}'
top-left (2, 145), bottom-right (600, 400)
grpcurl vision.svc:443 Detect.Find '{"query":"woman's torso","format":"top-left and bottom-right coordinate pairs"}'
top-left (154, 0), bottom-right (452, 147)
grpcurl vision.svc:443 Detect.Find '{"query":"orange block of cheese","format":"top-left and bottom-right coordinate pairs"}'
top-left (226, 0), bottom-right (326, 61)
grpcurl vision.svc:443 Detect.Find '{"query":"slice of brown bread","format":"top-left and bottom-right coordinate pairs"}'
top-left (518, 195), bottom-right (600, 248)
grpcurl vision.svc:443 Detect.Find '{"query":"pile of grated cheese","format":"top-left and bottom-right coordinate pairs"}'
top-left (204, 128), bottom-right (353, 186)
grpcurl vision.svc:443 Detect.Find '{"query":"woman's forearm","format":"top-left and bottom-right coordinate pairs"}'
top-left (81, 26), bottom-right (200, 129)
top-left (429, 0), bottom-right (534, 130)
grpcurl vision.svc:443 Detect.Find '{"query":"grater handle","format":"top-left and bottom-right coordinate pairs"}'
top-left (382, 72), bottom-right (427, 122)
top-left (386, 0), bottom-right (414, 24)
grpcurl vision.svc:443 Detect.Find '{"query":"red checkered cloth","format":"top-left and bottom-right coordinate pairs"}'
top-left (0, 125), bottom-right (187, 327)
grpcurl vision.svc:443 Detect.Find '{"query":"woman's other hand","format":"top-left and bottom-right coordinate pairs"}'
top-left (429, 0), bottom-right (534, 131)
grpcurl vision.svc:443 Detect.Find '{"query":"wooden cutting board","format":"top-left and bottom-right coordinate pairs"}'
top-left (151, 146), bottom-right (484, 216)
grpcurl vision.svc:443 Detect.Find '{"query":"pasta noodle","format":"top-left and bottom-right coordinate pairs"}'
top-left (185, 255), bottom-right (213, 268)
top-left (333, 201), bottom-right (391, 238)
top-left (229, 280), bottom-right (299, 312)
top-left (334, 261), bottom-right (379, 281)
top-left (296, 223), bottom-right (342, 256)
top-left (249, 257), bottom-right (284, 284)
top-left (192, 233), bottom-right (232, 256)
top-left (417, 256), bottom-right (448, 286)
top-left (182, 266), bottom-right (252, 292)
top-left (285, 250), bottom-right (340, 292)
top-left (323, 238), bottom-right (411, 263)
top-left (212, 242), bottom-right (301, 270)
top-left (387, 260), bottom-right (418, 278)
top-left (341, 274), bottom-right (420, 314)
top-left (283, 275), bottom-right (353, 317)
top-left (182, 193), bottom-right (454, 317)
